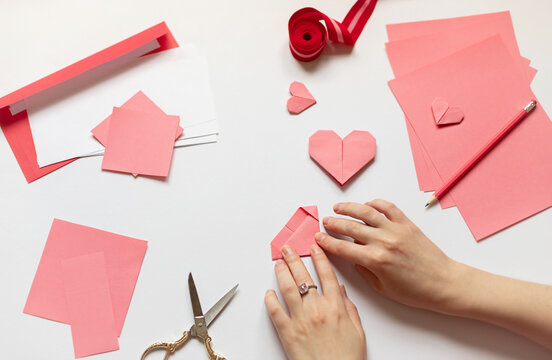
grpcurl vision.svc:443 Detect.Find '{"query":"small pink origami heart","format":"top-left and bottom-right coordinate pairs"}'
top-left (431, 97), bottom-right (464, 126)
top-left (287, 81), bottom-right (316, 114)
top-left (309, 130), bottom-right (376, 186)
top-left (270, 206), bottom-right (319, 260)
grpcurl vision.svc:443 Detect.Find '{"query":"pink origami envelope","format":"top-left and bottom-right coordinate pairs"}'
top-left (0, 22), bottom-right (178, 183)
top-left (24, 219), bottom-right (148, 336)
top-left (271, 206), bottom-right (319, 260)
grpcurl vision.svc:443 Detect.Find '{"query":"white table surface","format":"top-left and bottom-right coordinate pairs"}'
top-left (1, 0), bottom-right (552, 359)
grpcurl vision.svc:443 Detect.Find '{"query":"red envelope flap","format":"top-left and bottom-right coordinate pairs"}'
top-left (0, 22), bottom-right (178, 109)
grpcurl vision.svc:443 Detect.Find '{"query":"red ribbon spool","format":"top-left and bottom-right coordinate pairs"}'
top-left (288, 0), bottom-right (378, 62)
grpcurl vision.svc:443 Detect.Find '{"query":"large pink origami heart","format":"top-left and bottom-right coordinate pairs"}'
top-left (431, 97), bottom-right (464, 126)
top-left (287, 81), bottom-right (316, 114)
top-left (271, 206), bottom-right (319, 260)
top-left (309, 130), bottom-right (376, 186)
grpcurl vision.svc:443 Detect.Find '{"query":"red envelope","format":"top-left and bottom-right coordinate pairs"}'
top-left (271, 206), bottom-right (320, 260)
top-left (0, 22), bottom-right (178, 183)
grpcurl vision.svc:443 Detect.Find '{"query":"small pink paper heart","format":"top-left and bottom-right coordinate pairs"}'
top-left (287, 81), bottom-right (316, 114)
top-left (309, 130), bottom-right (376, 186)
top-left (431, 97), bottom-right (464, 126)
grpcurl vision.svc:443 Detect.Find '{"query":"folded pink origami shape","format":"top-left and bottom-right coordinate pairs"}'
top-left (431, 97), bottom-right (464, 126)
top-left (287, 81), bottom-right (316, 114)
top-left (309, 130), bottom-right (376, 186)
top-left (271, 206), bottom-right (319, 260)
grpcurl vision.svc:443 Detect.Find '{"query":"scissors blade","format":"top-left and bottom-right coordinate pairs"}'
top-left (205, 283), bottom-right (239, 327)
top-left (188, 273), bottom-right (204, 317)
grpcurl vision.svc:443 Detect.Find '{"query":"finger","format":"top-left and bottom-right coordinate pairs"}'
top-left (322, 216), bottom-right (377, 244)
top-left (315, 232), bottom-right (373, 268)
top-left (274, 260), bottom-right (303, 317)
top-left (367, 199), bottom-right (408, 223)
top-left (310, 244), bottom-right (342, 301)
top-left (340, 285), bottom-right (364, 336)
top-left (264, 289), bottom-right (291, 332)
top-left (333, 202), bottom-right (390, 228)
top-left (281, 246), bottom-right (319, 299)
top-left (355, 264), bottom-right (382, 292)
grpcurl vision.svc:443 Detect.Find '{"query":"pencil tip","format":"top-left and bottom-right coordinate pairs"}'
top-left (425, 203), bottom-right (429, 208)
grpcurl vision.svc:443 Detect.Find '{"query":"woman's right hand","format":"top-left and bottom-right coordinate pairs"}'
top-left (315, 199), bottom-right (465, 314)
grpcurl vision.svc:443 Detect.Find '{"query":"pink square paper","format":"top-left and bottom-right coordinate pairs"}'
top-left (101, 107), bottom-right (179, 177)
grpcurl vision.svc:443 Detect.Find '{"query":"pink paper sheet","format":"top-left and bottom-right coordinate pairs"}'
top-left (271, 206), bottom-right (320, 260)
top-left (386, 11), bottom-right (518, 43)
top-left (101, 107), bottom-right (179, 177)
top-left (92, 91), bottom-right (183, 146)
top-left (388, 36), bottom-right (552, 240)
top-left (386, 24), bottom-right (534, 82)
top-left (24, 219), bottom-right (147, 336)
top-left (385, 11), bottom-right (537, 209)
top-left (61, 252), bottom-right (119, 358)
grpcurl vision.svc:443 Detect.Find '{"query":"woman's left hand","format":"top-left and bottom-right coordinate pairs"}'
top-left (264, 244), bottom-right (366, 360)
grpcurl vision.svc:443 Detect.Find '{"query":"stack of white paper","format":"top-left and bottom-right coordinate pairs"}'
top-left (22, 43), bottom-right (218, 167)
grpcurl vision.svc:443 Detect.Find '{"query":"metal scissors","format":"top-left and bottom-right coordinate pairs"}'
top-left (141, 273), bottom-right (238, 360)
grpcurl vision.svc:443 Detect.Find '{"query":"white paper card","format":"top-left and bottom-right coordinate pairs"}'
top-left (26, 45), bottom-right (216, 167)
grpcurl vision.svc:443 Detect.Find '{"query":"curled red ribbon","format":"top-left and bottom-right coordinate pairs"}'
top-left (288, 0), bottom-right (378, 62)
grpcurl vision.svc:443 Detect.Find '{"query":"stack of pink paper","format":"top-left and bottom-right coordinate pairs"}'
top-left (92, 91), bottom-right (182, 178)
top-left (24, 219), bottom-right (148, 358)
top-left (386, 11), bottom-right (552, 240)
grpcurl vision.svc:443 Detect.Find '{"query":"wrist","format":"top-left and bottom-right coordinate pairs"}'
top-left (435, 260), bottom-right (478, 316)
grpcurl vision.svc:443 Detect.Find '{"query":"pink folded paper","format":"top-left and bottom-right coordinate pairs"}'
top-left (101, 107), bottom-right (179, 177)
top-left (388, 35), bottom-right (552, 240)
top-left (61, 252), bottom-right (119, 358)
top-left (24, 219), bottom-right (148, 336)
top-left (271, 206), bottom-right (319, 260)
top-left (385, 11), bottom-right (537, 208)
top-left (0, 22), bottom-right (178, 183)
top-left (287, 81), bottom-right (316, 114)
top-left (309, 130), bottom-right (376, 186)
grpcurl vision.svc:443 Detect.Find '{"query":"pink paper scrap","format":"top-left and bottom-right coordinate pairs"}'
top-left (61, 252), bottom-right (119, 358)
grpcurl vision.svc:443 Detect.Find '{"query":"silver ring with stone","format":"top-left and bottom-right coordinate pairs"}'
top-left (298, 282), bottom-right (318, 296)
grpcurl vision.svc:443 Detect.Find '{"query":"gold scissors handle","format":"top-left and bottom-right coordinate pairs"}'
top-left (203, 335), bottom-right (226, 360)
top-left (140, 331), bottom-right (227, 360)
top-left (141, 331), bottom-right (191, 360)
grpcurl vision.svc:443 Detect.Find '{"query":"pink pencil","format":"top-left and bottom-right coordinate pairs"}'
top-left (426, 100), bottom-right (537, 208)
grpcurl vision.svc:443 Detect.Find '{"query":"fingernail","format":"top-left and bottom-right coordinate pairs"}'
top-left (265, 289), bottom-right (274, 296)
top-left (323, 216), bottom-right (332, 225)
top-left (311, 244), bottom-right (322, 254)
top-left (275, 260), bottom-right (285, 268)
top-left (333, 203), bottom-right (342, 212)
top-left (340, 285), bottom-right (346, 295)
top-left (315, 232), bottom-right (326, 243)
top-left (281, 245), bottom-right (294, 257)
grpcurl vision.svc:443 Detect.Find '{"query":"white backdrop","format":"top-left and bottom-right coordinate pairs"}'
top-left (1, 0), bottom-right (552, 359)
